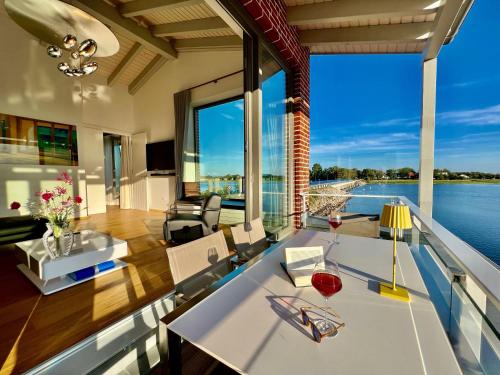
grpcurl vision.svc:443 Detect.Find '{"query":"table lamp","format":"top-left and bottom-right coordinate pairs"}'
top-left (379, 203), bottom-right (412, 302)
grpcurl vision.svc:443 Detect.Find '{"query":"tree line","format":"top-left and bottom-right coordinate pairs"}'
top-left (310, 164), bottom-right (500, 181)
top-left (433, 169), bottom-right (500, 180)
top-left (201, 174), bottom-right (242, 180)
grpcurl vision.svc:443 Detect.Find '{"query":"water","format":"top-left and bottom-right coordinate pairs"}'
top-left (200, 181), bottom-right (240, 195)
top-left (348, 183), bottom-right (500, 265)
top-left (199, 179), bottom-right (500, 265)
top-left (200, 180), bottom-right (286, 217)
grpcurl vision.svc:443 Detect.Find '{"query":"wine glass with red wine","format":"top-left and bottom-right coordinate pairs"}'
top-left (311, 261), bottom-right (343, 335)
top-left (328, 213), bottom-right (342, 244)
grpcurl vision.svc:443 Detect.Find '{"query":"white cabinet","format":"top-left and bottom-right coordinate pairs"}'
top-left (147, 176), bottom-right (176, 211)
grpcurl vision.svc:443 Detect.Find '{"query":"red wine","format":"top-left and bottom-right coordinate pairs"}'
top-left (328, 220), bottom-right (342, 229)
top-left (311, 272), bottom-right (342, 298)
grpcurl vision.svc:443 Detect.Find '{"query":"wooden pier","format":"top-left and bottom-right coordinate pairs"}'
top-left (307, 179), bottom-right (366, 216)
top-left (309, 179), bottom-right (365, 190)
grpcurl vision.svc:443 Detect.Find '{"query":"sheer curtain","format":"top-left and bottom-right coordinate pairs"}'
top-left (120, 135), bottom-right (133, 209)
top-left (262, 55), bottom-right (288, 232)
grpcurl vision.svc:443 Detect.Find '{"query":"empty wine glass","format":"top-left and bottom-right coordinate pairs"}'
top-left (311, 261), bottom-right (343, 335)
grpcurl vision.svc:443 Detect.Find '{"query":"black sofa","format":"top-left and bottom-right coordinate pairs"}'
top-left (0, 216), bottom-right (48, 246)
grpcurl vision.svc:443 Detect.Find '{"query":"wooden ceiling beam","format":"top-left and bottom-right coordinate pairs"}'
top-left (151, 17), bottom-right (229, 37)
top-left (174, 36), bottom-right (242, 51)
top-left (299, 22), bottom-right (434, 46)
top-left (423, 0), bottom-right (473, 60)
top-left (108, 43), bottom-right (144, 86)
top-left (62, 0), bottom-right (177, 59)
top-left (288, 0), bottom-right (439, 26)
top-left (128, 55), bottom-right (168, 95)
top-left (120, 0), bottom-right (203, 18)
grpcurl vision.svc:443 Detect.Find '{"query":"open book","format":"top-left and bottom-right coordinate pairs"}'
top-left (282, 246), bottom-right (324, 287)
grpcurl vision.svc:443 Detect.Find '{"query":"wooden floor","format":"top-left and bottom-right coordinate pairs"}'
top-left (0, 206), bottom-right (234, 375)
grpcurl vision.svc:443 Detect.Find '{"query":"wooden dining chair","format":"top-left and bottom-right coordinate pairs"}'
top-left (230, 218), bottom-right (270, 260)
top-left (166, 230), bottom-right (231, 303)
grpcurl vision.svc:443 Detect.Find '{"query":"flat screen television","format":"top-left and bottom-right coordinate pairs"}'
top-left (146, 140), bottom-right (175, 172)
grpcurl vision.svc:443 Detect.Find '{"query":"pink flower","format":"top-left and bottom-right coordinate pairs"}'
top-left (10, 201), bottom-right (21, 210)
top-left (55, 186), bottom-right (67, 195)
top-left (75, 196), bottom-right (83, 204)
top-left (57, 171), bottom-right (73, 185)
top-left (41, 192), bottom-right (53, 201)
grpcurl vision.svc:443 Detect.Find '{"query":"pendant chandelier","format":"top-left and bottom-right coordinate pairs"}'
top-left (47, 35), bottom-right (99, 77)
top-left (4, 0), bottom-right (119, 78)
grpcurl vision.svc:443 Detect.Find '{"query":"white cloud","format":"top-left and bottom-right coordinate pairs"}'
top-left (355, 104), bottom-right (500, 129)
top-left (311, 132), bottom-right (418, 154)
top-left (437, 104), bottom-right (500, 126)
top-left (451, 80), bottom-right (481, 88)
top-left (360, 117), bottom-right (420, 128)
top-left (221, 113), bottom-right (235, 120)
top-left (439, 80), bottom-right (482, 89)
top-left (438, 130), bottom-right (500, 145)
top-left (439, 76), bottom-right (500, 90)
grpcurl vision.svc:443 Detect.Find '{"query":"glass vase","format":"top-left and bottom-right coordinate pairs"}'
top-left (42, 223), bottom-right (75, 259)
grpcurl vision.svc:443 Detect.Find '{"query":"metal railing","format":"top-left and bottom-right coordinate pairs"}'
top-left (299, 192), bottom-right (500, 375)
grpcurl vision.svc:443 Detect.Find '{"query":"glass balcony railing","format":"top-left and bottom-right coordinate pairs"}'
top-left (299, 192), bottom-right (500, 375)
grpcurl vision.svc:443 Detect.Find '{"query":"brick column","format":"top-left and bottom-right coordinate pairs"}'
top-left (291, 55), bottom-right (310, 228)
top-left (240, 0), bottom-right (311, 228)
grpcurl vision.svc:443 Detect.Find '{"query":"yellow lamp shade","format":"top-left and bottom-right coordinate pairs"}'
top-left (380, 204), bottom-right (412, 229)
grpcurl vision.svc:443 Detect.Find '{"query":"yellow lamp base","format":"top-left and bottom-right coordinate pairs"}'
top-left (379, 282), bottom-right (410, 302)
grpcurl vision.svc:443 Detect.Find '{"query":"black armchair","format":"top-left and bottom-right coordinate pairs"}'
top-left (163, 193), bottom-right (222, 242)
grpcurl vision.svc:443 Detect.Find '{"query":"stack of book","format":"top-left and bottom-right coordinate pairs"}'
top-left (281, 246), bottom-right (324, 287)
top-left (68, 260), bottom-right (116, 281)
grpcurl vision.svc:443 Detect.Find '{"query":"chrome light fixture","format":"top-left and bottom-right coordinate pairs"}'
top-left (47, 35), bottom-right (99, 77)
top-left (4, 0), bottom-right (119, 78)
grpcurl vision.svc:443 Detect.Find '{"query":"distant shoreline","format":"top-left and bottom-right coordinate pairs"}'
top-left (365, 179), bottom-right (500, 185)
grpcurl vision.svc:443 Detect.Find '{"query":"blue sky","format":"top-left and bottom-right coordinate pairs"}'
top-left (310, 0), bottom-right (500, 173)
top-left (199, 70), bottom-right (286, 176)
top-left (198, 99), bottom-right (244, 176)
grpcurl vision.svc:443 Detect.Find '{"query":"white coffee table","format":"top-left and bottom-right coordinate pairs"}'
top-left (15, 230), bottom-right (128, 295)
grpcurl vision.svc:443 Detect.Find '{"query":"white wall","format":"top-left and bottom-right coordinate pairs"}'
top-left (78, 126), bottom-right (106, 215)
top-left (133, 51), bottom-right (243, 143)
top-left (0, 6), bottom-right (134, 217)
top-left (148, 176), bottom-right (176, 211)
top-left (81, 75), bottom-right (135, 134)
top-left (0, 3), bottom-right (244, 216)
top-left (131, 132), bottom-right (148, 211)
top-left (0, 8), bottom-right (135, 132)
top-left (0, 165), bottom-right (87, 218)
top-left (133, 51), bottom-right (243, 184)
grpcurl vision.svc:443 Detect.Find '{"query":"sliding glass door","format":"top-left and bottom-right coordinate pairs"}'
top-left (261, 48), bottom-right (289, 232)
top-left (195, 97), bottom-right (245, 204)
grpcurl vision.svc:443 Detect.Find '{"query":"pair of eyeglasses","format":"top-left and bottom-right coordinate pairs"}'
top-left (300, 307), bottom-right (343, 343)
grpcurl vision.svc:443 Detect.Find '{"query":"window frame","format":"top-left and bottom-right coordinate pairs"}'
top-left (193, 94), bottom-right (245, 196)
